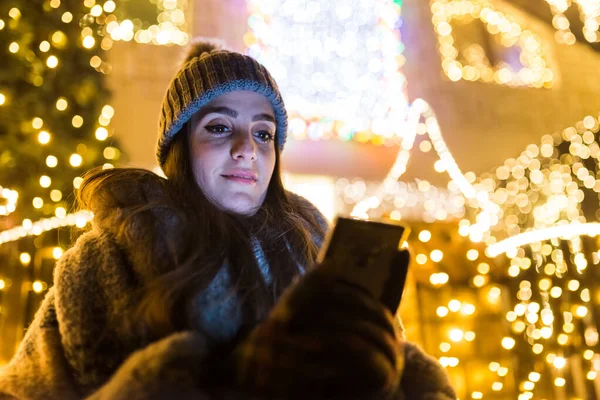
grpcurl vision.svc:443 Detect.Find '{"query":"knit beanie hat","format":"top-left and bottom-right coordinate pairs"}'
top-left (156, 38), bottom-right (288, 168)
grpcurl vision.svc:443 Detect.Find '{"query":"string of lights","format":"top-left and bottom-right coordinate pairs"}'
top-left (543, 0), bottom-right (600, 44)
top-left (430, 0), bottom-right (555, 88)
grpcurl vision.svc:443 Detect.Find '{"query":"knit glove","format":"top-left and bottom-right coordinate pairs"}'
top-left (229, 252), bottom-right (408, 400)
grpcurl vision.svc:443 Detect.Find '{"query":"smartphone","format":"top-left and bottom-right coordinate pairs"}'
top-left (318, 217), bottom-right (411, 314)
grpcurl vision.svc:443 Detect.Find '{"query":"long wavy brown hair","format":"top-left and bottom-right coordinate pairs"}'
top-left (78, 122), bottom-right (326, 341)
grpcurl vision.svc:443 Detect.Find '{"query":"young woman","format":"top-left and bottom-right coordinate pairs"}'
top-left (0, 39), bottom-right (456, 399)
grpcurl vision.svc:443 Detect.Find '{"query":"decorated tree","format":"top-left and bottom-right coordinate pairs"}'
top-left (0, 0), bottom-right (122, 361)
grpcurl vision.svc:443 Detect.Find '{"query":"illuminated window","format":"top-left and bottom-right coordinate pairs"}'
top-left (246, 0), bottom-right (409, 145)
top-left (431, 0), bottom-right (554, 88)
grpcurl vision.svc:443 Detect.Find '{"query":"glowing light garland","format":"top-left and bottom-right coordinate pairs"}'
top-left (0, 211), bottom-right (93, 246)
top-left (544, 0), bottom-right (600, 44)
top-left (105, 0), bottom-right (189, 46)
top-left (350, 98), bottom-right (500, 241)
top-left (246, 0), bottom-right (409, 145)
top-left (486, 222), bottom-right (600, 257)
top-left (430, 0), bottom-right (554, 88)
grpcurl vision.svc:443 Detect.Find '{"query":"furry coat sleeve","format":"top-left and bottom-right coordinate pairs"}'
top-left (0, 230), bottom-right (456, 400)
top-left (0, 169), bottom-right (456, 399)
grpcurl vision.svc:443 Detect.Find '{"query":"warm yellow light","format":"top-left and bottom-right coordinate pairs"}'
top-left (83, 36), bottom-right (96, 49)
top-left (56, 98), bottom-right (68, 111)
top-left (529, 372), bottom-right (541, 382)
top-left (104, 1), bottom-right (116, 12)
top-left (440, 342), bottom-right (451, 352)
top-left (51, 31), bottom-right (66, 45)
top-left (38, 131), bottom-right (51, 144)
top-left (471, 392), bottom-right (483, 399)
top-left (502, 337), bottom-right (516, 350)
top-left (70, 154), bottom-right (83, 167)
top-left (488, 286), bottom-right (502, 302)
top-left (90, 5), bottom-right (103, 17)
top-left (418, 230), bottom-right (431, 242)
top-left (0, 279), bottom-right (5, 290)
top-left (62, 12), bottom-right (73, 23)
top-left (584, 350), bottom-right (595, 360)
top-left (101, 105), bottom-right (115, 119)
top-left (449, 328), bottom-right (464, 342)
top-left (90, 56), bottom-right (102, 68)
top-left (0, 19), bottom-right (4, 30)
top-left (513, 321), bottom-right (526, 333)
top-left (73, 176), bottom-right (84, 189)
top-left (568, 280), bottom-right (580, 291)
top-left (55, 206), bottom-right (67, 218)
top-left (9, 42), bottom-right (19, 53)
top-left (498, 367), bottom-right (508, 376)
top-left (448, 299), bottom-right (461, 312)
top-left (588, 371), bottom-right (597, 380)
top-left (522, 381), bottom-right (534, 391)
top-left (103, 147), bottom-right (117, 159)
top-left (532, 344), bottom-right (543, 354)
top-left (430, 272), bottom-right (449, 285)
top-left (430, 249), bottom-right (443, 262)
top-left (473, 275), bottom-right (486, 287)
top-left (83, 0), bottom-right (95, 7)
top-left (557, 334), bottom-right (568, 345)
top-left (492, 382), bottom-right (503, 391)
top-left (539, 278), bottom-right (552, 291)
top-left (95, 127), bottom-right (109, 141)
top-left (50, 0), bottom-right (60, 8)
top-left (39, 176), bottom-right (51, 188)
top-left (49, 189), bottom-right (62, 202)
top-left (0, 93), bottom-right (5, 105)
top-left (52, 247), bottom-right (63, 260)
top-left (582, 289), bottom-right (591, 302)
top-left (72, 115), bottom-right (84, 128)
top-left (464, 331), bottom-right (476, 341)
top-left (550, 286), bottom-right (562, 298)
top-left (489, 362), bottom-right (500, 372)
top-left (39, 41), bottom-right (51, 52)
top-left (20, 252), bottom-right (31, 265)
top-left (437, 306), bottom-right (449, 317)
top-left (466, 249), bottom-right (479, 261)
top-left (32, 281), bottom-right (44, 293)
top-left (564, 323), bottom-right (575, 333)
top-left (32, 117), bottom-right (44, 129)
top-left (577, 306), bottom-right (589, 318)
top-left (461, 303), bottom-right (476, 315)
top-left (553, 356), bottom-right (566, 369)
top-left (47, 55), bottom-right (59, 68)
top-left (554, 377), bottom-right (565, 387)
top-left (477, 262), bottom-right (490, 274)
top-left (46, 155), bottom-right (58, 168)
top-left (32, 197), bottom-right (43, 209)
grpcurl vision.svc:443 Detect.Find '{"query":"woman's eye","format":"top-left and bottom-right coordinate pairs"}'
top-left (256, 131), bottom-right (274, 143)
top-left (205, 124), bottom-right (231, 134)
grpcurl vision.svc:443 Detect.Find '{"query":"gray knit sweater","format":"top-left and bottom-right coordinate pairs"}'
top-left (0, 170), bottom-right (456, 399)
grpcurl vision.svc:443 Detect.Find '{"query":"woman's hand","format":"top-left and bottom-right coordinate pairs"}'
top-left (230, 251), bottom-right (408, 400)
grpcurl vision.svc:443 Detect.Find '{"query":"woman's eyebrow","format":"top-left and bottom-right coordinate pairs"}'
top-left (204, 106), bottom-right (238, 118)
top-left (202, 107), bottom-right (274, 123)
top-left (252, 113), bottom-right (275, 123)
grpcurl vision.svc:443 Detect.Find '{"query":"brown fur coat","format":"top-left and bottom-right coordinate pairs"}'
top-left (0, 170), bottom-right (456, 399)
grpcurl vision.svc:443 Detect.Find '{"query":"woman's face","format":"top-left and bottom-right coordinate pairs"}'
top-left (189, 91), bottom-right (277, 216)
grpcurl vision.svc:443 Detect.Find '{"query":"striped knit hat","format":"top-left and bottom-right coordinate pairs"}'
top-left (156, 38), bottom-right (288, 168)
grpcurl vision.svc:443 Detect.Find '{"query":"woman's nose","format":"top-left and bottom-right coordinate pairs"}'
top-left (231, 130), bottom-right (257, 161)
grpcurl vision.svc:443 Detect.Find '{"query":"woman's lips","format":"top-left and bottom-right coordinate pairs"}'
top-left (221, 170), bottom-right (258, 185)
top-left (223, 175), bottom-right (257, 185)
